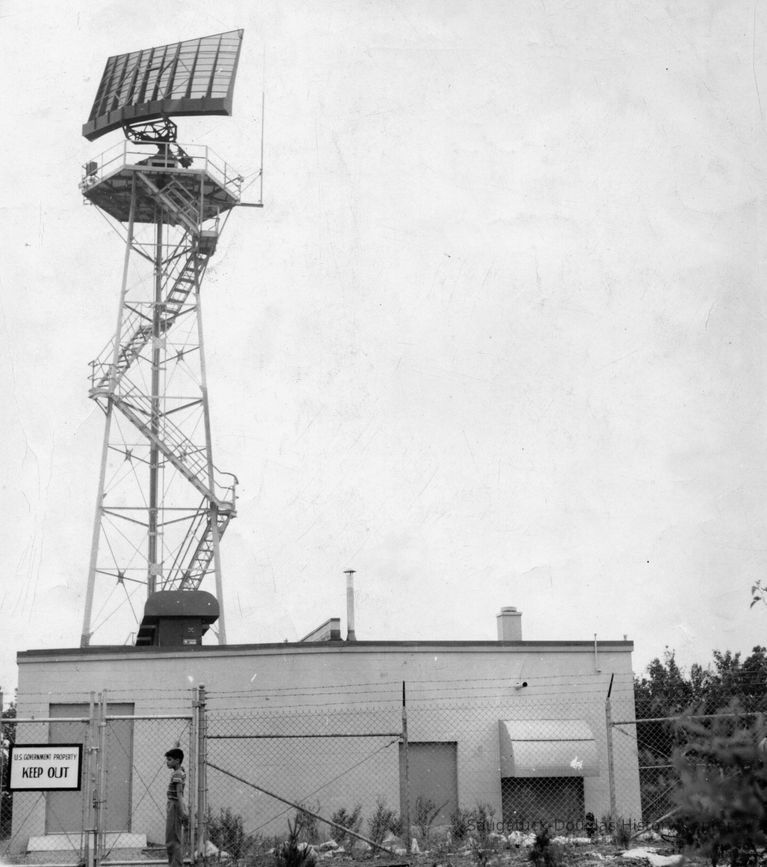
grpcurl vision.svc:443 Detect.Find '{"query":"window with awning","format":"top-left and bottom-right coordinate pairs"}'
top-left (498, 719), bottom-right (599, 777)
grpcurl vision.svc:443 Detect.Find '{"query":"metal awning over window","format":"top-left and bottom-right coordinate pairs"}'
top-left (498, 719), bottom-right (599, 777)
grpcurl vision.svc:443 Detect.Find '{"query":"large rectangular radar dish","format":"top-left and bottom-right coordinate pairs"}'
top-left (83, 29), bottom-right (243, 141)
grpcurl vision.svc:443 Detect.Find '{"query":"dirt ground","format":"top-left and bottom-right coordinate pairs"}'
top-left (333, 847), bottom-right (706, 867)
top-left (248, 837), bottom-right (711, 867)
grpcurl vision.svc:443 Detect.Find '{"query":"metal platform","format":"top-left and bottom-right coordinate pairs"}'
top-left (80, 140), bottom-right (241, 224)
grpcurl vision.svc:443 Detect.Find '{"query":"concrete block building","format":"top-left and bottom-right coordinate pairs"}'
top-left (12, 605), bottom-right (641, 853)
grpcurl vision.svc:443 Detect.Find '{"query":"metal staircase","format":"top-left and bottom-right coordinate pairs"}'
top-left (89, 245), bottom-right (209, 395)
top-left (166, 506), bottom-right (233, 591)
top-left (136, 173), bottom-right (202, 234)
top-left (105, 386), bottom-right (236, 509)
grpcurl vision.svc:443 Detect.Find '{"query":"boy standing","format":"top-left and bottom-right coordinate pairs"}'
top-left (164, 748), bottom-right (188, 867)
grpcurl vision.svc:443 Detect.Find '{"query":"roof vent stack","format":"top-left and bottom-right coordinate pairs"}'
top-left (345, 570), bottom-right (357, 641)
top-left (497, 606), bottom-right (522, 641)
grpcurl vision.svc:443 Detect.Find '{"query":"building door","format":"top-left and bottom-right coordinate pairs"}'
top-left (47, 703), bottom-right (134, 833)
top-left (501, 776), bottom-right (584, 830)
top-left (400, 742), bottom-right (458, 827)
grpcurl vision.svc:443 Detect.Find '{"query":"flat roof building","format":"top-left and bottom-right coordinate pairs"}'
top-left (10, 606), bottom-right (641, 859)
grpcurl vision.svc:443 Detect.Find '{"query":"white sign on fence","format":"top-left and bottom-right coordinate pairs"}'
top-left (9, 744), bottom-right (83, 791)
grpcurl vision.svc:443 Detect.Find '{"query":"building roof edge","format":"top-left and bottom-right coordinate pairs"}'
top-left (17, 638), bottom-right (634, 662)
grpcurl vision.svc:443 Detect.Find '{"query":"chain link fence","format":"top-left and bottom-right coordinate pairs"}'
top-left (611, 712), bottom-right (676, 827)
top-left (3, 676), bottom-right (761, 864)
top-left (205, 706), bottom-right (402, 846)
top-left (610, 708), bottom-right (764, 830)
top-left (403, 681), bottom-right (640, 841)
top-left (202, 676), bottom-right (641, 848)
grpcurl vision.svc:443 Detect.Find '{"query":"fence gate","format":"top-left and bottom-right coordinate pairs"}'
top-left (0, 692), bottom-right (199, 867)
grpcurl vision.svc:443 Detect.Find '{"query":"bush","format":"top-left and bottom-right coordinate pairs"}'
top-left (472, 802), bottom-right (497, 848)
top-left (614, 819), bottom-right (632, 849)
top-left (293, 805), bottom-right (320, 844)
top-left (330, 804), bottom-right (362, 845)
top-left (450, 808), bottom-right (473, 843)
top-left (600, 814), bottom-right (633, 848)
top-left (528, 828), bottom-right (562, 867)
top-left (273, 819), bottom-right (317, 867)
top-left (368, 798), bottom-right (400, 844)
top-left (413, 795), bottom-right (447, 844)
top-left (671, 708), bottom-right (767, 866)
top-left (1, 703), bottom-right (15, 840)
top-left (584, 812), bottom-right (597, 839)
top-left (207, 806), bottom-right (249, 861)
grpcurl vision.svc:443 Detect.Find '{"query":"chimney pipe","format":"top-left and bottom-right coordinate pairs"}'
top-left (345, 570), bottom-right (357, 641)
top-left (497, 606), bottom-right (522, 641)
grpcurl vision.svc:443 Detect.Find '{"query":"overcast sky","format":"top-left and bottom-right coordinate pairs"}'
top-left (1, 0), bottom-right (766, 697)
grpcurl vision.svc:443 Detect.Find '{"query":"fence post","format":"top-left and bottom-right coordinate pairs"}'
top-left (401, 681), bottom-right (411, 853)
top-left (96, 691), bottom-right (108, 867)
top-left (189, 690), bottom-right (198, 865)
top-left (605, 674), bottom-right (617, 832)
top-left (196, 685), bottom-right (208, 863)
top-left (81, 693), bottom-right (95, 867)
top-left (83, 693), bottom-right (97, 867)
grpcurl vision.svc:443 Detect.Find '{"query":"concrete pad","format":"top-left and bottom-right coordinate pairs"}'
top-left (27, 833), bottom-right (147, 852)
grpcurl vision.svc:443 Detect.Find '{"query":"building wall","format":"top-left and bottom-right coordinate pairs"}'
top-left (14, 640), bottom-right (640, 847)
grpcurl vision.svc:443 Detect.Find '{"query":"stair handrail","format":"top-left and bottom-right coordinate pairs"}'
top-left (89, 246), bottom-right (207, 393)
top-left (111, 386), bottom-right (237, 508)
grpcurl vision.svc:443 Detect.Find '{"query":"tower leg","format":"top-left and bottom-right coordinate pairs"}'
top-left (82, 184), bottom-right (138, 647)
top-left (148, 218), bottom-right (164, 592)
top-left (81, 401), bottom-right (114, 648)
top-left (196, 275), bottom-right (227, 643)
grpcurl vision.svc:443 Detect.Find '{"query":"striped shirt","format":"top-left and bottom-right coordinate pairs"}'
top-left (167, 767), bottom-right (185, 802)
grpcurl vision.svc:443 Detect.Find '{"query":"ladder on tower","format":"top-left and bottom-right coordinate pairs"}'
top-left (165, 506), bottom-right (234, 591)
top-left (136, 173), bottom-right (202, 235)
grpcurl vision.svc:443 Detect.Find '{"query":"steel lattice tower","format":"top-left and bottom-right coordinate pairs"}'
top-left (78, 30), bottom-right (247, 647)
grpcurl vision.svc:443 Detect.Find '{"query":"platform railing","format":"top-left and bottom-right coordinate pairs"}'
top-left (80, 140), bottom-right (243, 201)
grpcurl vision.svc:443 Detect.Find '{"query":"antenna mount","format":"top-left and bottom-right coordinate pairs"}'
top-left (123, 116), bottom-right (178, 143)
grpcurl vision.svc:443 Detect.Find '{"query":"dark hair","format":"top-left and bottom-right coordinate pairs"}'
top-left (165, 748), bottom-right (184, 762)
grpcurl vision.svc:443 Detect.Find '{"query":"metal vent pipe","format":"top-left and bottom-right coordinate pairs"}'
top-left (345, 569), bottom-right (357, 641)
